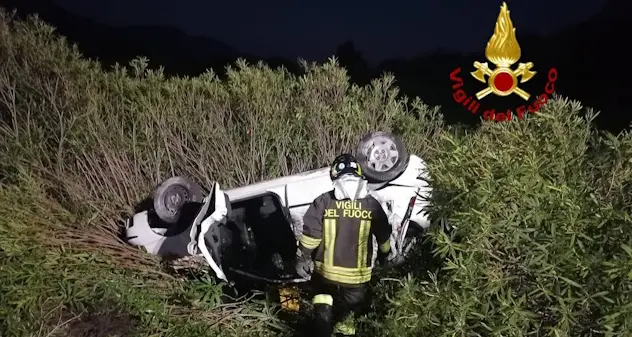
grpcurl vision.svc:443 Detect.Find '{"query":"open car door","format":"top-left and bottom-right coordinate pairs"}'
top-left (187, 182), bottom-right (229, 281)
top-left (382, 189), bottom-right (428, 268)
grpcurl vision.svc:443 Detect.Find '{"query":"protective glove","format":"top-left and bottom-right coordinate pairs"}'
top-left (295, 252), bottom-right (314, 279)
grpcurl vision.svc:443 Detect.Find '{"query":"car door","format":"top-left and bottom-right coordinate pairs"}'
top-left (188, 182), bottom-right (229, 281)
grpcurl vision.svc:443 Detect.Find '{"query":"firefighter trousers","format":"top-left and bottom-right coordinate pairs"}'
top-left (310, 275), bottom-right (370, 337)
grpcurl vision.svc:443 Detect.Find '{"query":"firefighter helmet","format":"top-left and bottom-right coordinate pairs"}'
top-left (330, 153), bottom-right (363, 180)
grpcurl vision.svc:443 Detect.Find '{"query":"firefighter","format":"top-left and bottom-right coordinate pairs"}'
top-left (295, 153), bottom-right (392, 337)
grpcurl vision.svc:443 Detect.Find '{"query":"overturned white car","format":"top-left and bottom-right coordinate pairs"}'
top-left (125, 132), bottom-right (432, 284)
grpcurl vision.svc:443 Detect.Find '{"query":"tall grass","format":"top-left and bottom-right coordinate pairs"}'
top-left (1, 8), bottom-right (631, 337)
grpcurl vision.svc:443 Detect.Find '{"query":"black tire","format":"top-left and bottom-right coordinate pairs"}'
top-left (153, 176), bottom-right (204, 224)
top-left (355, 131), bottom-right (408, 182)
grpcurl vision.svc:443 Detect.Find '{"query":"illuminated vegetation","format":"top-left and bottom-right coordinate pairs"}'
top-left (1, 11), bottom-right (631, 337)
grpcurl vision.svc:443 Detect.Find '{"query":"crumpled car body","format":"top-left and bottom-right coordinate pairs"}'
top-left (124, 132), bottom-right (433, 284)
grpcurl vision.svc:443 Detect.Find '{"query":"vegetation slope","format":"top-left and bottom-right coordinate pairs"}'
top-left (1, 10), bottom-right (631, 337)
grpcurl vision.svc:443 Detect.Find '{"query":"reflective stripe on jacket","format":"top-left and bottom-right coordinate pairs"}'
top-left (299, 191), bottom-right (391, 285)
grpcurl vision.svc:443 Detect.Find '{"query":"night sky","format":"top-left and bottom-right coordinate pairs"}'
top-left (53, 0), bottom-right (607, 64)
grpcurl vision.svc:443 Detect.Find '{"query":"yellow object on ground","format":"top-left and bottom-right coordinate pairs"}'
top-left (279, 286), bottom-right (300, 312)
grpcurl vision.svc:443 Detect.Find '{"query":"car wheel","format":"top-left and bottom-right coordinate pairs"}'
top-left (355, 131), bottom-right (408, 182)
top-left (153, 176), bottom-right (204, 224)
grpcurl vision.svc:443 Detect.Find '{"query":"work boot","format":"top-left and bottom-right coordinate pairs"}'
top-left (312, 299), bottom-right (334, 337)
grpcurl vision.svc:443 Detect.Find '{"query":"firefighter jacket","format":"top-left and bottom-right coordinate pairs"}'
top-left (298, 191), bottom-right (392, 285)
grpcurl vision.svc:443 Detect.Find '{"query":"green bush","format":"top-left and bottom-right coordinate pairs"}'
top-left (376, 102), bottom-right (632, 336)
top-left (1, 8), bottom-right (631, 337)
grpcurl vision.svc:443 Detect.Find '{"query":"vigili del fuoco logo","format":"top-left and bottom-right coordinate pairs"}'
top-left (449, 2), bottom-right (558, 122)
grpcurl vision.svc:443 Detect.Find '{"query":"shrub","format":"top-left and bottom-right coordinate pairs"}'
top-left (376, 101), bottom-right (632, 336)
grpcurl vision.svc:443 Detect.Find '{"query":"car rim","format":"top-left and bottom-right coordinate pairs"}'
top-left (365, 136), bottom-right (399, 172)
top-left (164, 185), bottom-right (189, 215)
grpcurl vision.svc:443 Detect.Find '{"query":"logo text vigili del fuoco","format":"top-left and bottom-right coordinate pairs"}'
top-left (449, 2), bottom-right (558, 122)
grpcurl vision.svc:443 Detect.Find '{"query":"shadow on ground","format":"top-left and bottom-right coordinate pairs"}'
top-left (50, 305), bottom-right (139, 337)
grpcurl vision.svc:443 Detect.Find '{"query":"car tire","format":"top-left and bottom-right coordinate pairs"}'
top-left (153, 176), bottom-right (204, 224)
top-left (355, 131), bottom-right (409, 182)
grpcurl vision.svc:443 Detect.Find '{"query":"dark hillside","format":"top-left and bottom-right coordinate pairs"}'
top-left (0, 0), bottom-right (628, 130)
top-left (374, 0), bottom-right (630, 130)
top-left (0, 0), bottom-right (300, 75)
